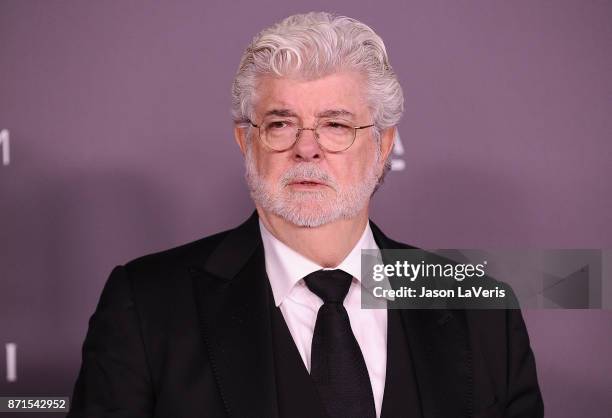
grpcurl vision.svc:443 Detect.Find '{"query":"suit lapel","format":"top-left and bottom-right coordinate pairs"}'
top-left (370, 220), bottom-right (473, 418)
top-left (191, 212), bottom-right (280, 418)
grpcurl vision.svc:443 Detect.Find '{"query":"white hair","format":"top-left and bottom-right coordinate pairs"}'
top-left (232, 11), bottom-right (404, 130)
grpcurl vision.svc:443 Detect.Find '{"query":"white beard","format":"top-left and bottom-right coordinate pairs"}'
top-left (244, 142), bottom-right (381, 227)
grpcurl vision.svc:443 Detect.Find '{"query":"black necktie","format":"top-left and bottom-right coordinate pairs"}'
top-left (304, 269), bottom-right (376, 418)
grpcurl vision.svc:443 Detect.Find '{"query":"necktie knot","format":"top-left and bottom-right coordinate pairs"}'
top-left (304, 269), bottom-right (353, 304)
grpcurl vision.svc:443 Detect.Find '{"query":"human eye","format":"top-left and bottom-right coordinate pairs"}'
top-left (321, 120), bottom-right (351, 130)
top-left (265, 119), bottom-right (296, 130)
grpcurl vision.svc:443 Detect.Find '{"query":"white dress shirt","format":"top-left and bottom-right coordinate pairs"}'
top-left (259, 219), bottom-right (387, 418)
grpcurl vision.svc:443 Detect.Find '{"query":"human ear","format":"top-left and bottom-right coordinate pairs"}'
top-left (234, 125), bottom-right (249, 156)
top-left (379, 127), bottom-right (395, 163)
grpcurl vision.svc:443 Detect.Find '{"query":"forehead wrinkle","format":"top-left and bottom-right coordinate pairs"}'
top-left (254, 72), bottom-right (368, 121)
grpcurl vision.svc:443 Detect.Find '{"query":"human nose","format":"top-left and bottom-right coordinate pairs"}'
top-left (292, 127), bottom-right (322, 161)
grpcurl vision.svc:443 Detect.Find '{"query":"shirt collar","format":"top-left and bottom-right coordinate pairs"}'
top-left (259, 218), bottom-right (379, 307)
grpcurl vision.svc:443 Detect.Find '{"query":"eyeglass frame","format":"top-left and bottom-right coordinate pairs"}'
top-left (246, 118), bottom-right (375, 153)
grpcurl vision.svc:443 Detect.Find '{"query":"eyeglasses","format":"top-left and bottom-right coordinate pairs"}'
top-left (248, 117), bottom-right (375, 153)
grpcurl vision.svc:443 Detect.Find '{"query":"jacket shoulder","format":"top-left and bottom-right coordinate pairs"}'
top-left (122, 227), bottom-right (232, 280)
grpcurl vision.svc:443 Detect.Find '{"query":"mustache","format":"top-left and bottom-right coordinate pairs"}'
top-left (280, 163), bottom-right (337, 190)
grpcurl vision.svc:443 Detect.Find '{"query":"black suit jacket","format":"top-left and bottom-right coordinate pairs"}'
top-left (68, 211), bottom-right (544, 418)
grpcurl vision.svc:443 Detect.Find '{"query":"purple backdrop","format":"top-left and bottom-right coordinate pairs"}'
top-left (1, 1), bottom-right (611, 416)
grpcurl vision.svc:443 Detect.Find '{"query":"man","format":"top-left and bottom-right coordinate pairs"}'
top-left (68, 12), bottom-right (543, 418)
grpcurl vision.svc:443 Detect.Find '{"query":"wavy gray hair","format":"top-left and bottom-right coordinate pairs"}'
top-left (232, 11), bottom-right (403, 127)
top-left (231, 11), bottom-right (404, 187)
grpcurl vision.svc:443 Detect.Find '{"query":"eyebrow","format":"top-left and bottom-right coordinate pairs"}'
top-left (261, 108), bottom-right (356, 119)
top-left (316, 109), bottom-right (355, 119)
top-left (262, 109), bottom-right (299, 118)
